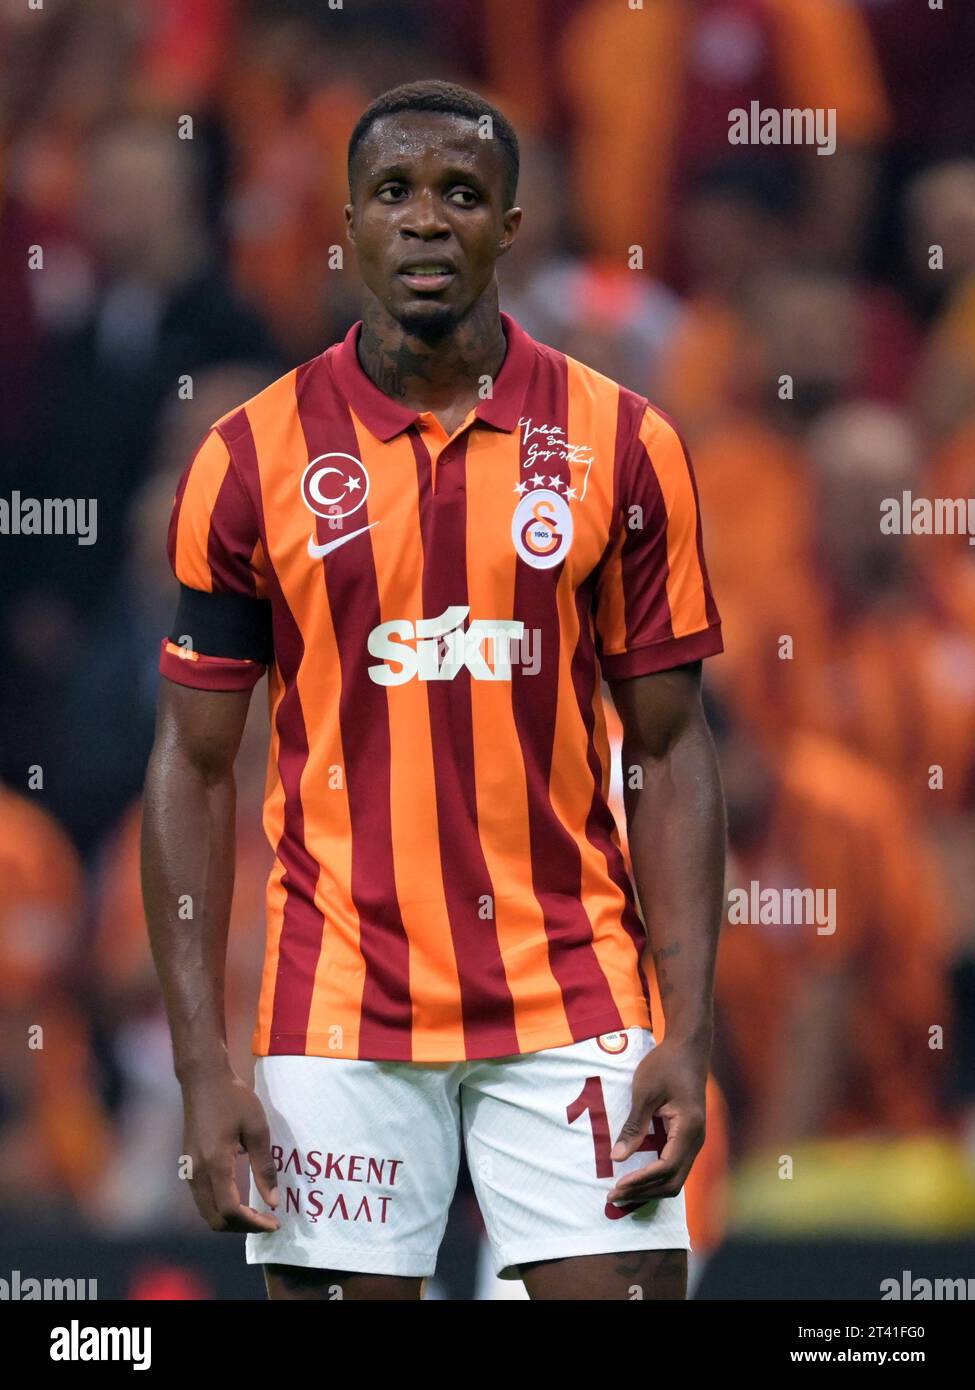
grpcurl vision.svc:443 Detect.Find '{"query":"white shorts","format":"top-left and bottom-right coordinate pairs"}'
top-left (245, 1027), bottom-right (690, 1280)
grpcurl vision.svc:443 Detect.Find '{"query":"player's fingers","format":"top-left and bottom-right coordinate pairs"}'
top-left (203, 1160), bottom-right (242, 1231)
top-left (609, 1179), bottom-right (679, 1207)
top-left (643, 1103), bottom-right (705, 1172)
top-left (192, 1166), bottom-right (259, 1233)
top-left (220, 1204), bottom-right (281, 1234)
top-left (608, 1153), bottom-right (685, 1202)
top-left (207, 1157), bottom-right (280, 1234)
top-left (609, 1161), bottom-right (678, 1198)
top-left (242, 1116), bottom-right (280, 1212)
top-left (611, 1087), bottom-right (666, 1161)
top-left (186, 1159), bottom-right (221, 1227)
top-left (608, 1119), bottom-right (698, 1200)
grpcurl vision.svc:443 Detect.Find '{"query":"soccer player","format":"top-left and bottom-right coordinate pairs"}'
top-left (142, 79), bottom-right (726, 1301)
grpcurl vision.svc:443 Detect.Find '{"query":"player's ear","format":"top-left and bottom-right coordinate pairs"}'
top-left (498, 207), bottom-right (522, 256)
top-left (344, 203), bottom-right (355, 242)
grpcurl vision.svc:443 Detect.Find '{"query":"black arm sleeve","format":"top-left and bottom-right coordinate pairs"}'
top-left (168, 583), bottom-right (274, 665)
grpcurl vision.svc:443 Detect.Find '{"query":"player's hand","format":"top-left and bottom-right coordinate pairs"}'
top-left (606, 1037), bottom-right (707, 1205)
top-left (181, 1068), bottom-right (281, 1233)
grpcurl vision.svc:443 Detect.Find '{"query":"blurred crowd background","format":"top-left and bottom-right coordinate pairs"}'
top-left (2, 0), bottom-right (975, 1299)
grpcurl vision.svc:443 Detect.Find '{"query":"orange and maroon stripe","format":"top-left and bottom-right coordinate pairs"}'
top-left (509, 344), bottom-right (625, 1038)
top-left (618, 409), bottom-right (674, 650)
top-left (220, 405), bottom-right (329, 1056)
top-left (649, 403), bottom-right (720, 630)
top-left (412, 422), bottom-right (520, 1057)
top-left (571, 566), bottom-right (652, 1019)
top-left (295, 358), bottom-right (414, 1059)
top-left (166, 450), bottom-right (195, 576)
top-left (569, 376), bottom-right (651, 1013)
top-left (464, 421), bottom-right (573, 1049)
top-left (570, 579), bottom-right (651, 992)
top-left (169, 429), bottom-right (232, 592)
top-left (353, 413), bottom-right (466, 1059)
top-left (207, 456), bottom-right (260, 596)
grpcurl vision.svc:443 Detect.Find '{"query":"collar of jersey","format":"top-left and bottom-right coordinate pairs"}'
top-left (331, 310), bottom-right (535, 442)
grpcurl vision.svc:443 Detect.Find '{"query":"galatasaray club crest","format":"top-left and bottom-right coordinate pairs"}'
top-left (511, 487), bottom-right (573, 569)
top-left (510, 416), bottom-right (593, 569)
top-left (597, 1031), bottom-right (628, 1054)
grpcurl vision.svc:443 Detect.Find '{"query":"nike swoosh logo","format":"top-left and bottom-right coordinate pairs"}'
top-left (307, 522), bottom-right (379, 559)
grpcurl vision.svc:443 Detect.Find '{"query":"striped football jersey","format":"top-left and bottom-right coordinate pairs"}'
top-left (160, 311), bottom-right (722, 1061)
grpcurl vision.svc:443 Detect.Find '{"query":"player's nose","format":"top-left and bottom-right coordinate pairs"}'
top-left (398, 189), bottom-right (452, 239)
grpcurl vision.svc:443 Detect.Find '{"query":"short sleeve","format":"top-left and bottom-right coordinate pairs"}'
top-left (160, 427), bottom-right (271, 692)
top-left (594, 403), bottom-right (723, 679)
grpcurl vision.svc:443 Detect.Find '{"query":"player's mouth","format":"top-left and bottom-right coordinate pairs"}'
top-left (397, 260), bottom-right (457, 292)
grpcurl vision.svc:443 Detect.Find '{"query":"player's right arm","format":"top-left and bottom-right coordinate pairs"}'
top-left (142, 423), bottom-right (278, 1233)
top-left (142, 679), bottom-right (279, 1233)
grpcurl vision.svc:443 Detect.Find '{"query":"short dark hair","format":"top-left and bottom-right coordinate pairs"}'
top-left (347, 79), bottom-right (520, 209)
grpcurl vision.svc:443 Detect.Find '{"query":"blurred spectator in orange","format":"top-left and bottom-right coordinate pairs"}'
top-left (742, 267), bottom-right (917, 429)
top-left (130, 0), bottom-right (238, 115)
top-left (708, 703), bottom-right (952, 1154)
top-left (659, 173), bottom-right (918, 434)
top-left (498, 140), bottom-right (684, 397)
top-left (924, 414), bottom-right (975, 641)
top-left (217, 12), bottom-right (367, 359)
top-left (559, 0), bottom-right (890, 282)
top-left (424, 0), bottom-right (590, 143)
top-left (655, 267), bottom-right (917, 757)
top-left (915, 421), bottom-right (975, 1069)
top-left (676, 407), bottom-right (821, 748)
top-left (658, 266), bottom-right (861, 748)
top-left (496, 137), bottom-right (575, 322)
top-left (656, 158), bottom-right (795, 434)
top-left (793, 403), bottom-right (975, 816)
top-left (908, 161), bottom-right (975, 442)
top-left (1, 0), bottom-right (236, 224)
top-left (216, 1), bottom-right (453, 359)
top-left (0, 784), bottom-right (111, 1212)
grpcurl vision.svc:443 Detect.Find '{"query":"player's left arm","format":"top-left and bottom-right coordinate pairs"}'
top-left (605, 659), bottom-right (726, 1204)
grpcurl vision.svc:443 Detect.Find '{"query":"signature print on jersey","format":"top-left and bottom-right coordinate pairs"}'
top-left (516, 416), bottom-right (595, 495)
top-left (511, 417), bottom-right (593, 570)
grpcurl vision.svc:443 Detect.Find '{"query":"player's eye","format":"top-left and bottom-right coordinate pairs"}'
top-left (376, 184), bottom-right (408, 202)
top-left (449, 187), bottom-right (479, 207)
